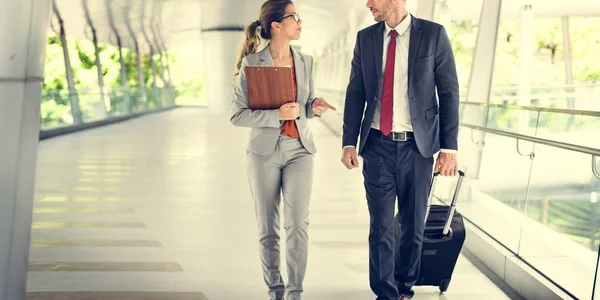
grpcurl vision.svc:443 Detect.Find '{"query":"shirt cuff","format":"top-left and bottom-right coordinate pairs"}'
top-left (440, 148), bottom-right (457, 154)
top-left (343, 145), bottom-right (356, 149)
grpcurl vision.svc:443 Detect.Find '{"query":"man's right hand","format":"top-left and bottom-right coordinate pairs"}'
top-left (279, 103), bottom-right (300, 120)
top-left (341, 147), bottom-right (360, 169)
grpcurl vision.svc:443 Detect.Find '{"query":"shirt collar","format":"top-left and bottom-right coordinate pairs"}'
top-left (384, 13), bottom-right (411, 37)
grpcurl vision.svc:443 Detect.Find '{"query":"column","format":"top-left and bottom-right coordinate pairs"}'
top-left (416, 0), bottom-right (436, 20)
top-left (91, 28), bottom-right (110, 114)
top-left (151, 25), bottom-right (168, 106)
top-left (561, 16), bottom-right (574, 110)
top-left (463, 0), bottom-right (503, 179)
top-left (436, 0), bottom-right (452, 32)
top-left (0, 1), bottom-right (52, 299)
top-left (518, 4), bottom-right (533, 134)
top-left (156, 27), bottom-right (174, 106)
top-left (201, 29), bottom-right (244, 114)
top-left (123, 0), bottom-right (146, 109)
top-left (83, 0), bottom-right (109, 115)
top-left (116, 37), bottom-right (131, 112)
top-left (141, 6), bottom-right (159, 108)
top-left (105, 0), bottom-right (131, 113)
top-left (53, 1), bottom-right (82, 124)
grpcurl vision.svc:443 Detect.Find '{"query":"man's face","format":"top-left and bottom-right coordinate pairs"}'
top-left (366, 0), bottom-right (395, 22)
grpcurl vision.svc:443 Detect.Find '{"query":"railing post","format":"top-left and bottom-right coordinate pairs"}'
top-left (105, 0), bottom-right (131, 113)
top-left (125, 0), bottom-right (146, 109)
top-left (141, 0), bottom-right (159, 108)
top-left (52, 0), bottom-right (82, 124)
top-left (464, 0), bottom-right (503, 181)
top-left (83, 0), bottom-right (109, 116)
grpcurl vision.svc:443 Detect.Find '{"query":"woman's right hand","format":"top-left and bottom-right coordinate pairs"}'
top-left (279, 103), bottom-right (300, 120)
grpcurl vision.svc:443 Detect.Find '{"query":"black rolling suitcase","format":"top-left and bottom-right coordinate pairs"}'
top-left (395, 170), bottom-right (466, 293)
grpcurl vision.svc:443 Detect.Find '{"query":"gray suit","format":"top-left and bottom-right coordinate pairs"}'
top-left (230, 45), bottom-right (318, 300)
top-left (231, 45), bottom-right (318, 155)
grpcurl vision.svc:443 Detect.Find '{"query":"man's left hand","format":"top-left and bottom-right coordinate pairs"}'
top-left (312, 98), bottom-right (336, 115)
top-left (434, 152), bottom-right (458, 176)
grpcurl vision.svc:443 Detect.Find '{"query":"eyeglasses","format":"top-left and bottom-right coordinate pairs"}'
top-left (279, 12), bottom-right (300, 23)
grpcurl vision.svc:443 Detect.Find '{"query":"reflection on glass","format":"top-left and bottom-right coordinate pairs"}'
top-left (450, 130), bottom-right (533, 253)
top-left (31, 221), bottom-right (145, 228)
top-left (457, 99), bottom-right (600, 299)
top-left (77, 178), bottom-right (124, 183)
top-left (33, 207), bottom-right (133, 214)
top-left (518, 144), bottom-right (598, 299)
top-left (106, 172), bottom-right (130, 176)
top-left (594, 244), bottom-right (599, 299)
top-left (37, 196), bottom-right (123, 202)
top-left (37, 196), bottom-right (68, 202)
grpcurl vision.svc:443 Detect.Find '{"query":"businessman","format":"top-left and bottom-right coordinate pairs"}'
top-left (340, 0), bottom-right (459, 299)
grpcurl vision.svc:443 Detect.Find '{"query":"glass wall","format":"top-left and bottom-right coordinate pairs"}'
top-left (40, 86), bottom-right (176, 131)
top-left (432, 104), bottom-right (600, 300)
top-left (41, 33), bottom-right (178, 131)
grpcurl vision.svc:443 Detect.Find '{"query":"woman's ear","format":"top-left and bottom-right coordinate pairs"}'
top-left (270, 21), bottom-right (281, 32)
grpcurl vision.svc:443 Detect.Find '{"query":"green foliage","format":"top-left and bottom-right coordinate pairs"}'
top-left (449, 16), bottom-right (600, 86)
top-left (41, 33), bottom-right (180, 127)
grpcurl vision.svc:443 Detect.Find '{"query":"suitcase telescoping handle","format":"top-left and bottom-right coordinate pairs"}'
top-left (424, 170), bottom-right (465, 236)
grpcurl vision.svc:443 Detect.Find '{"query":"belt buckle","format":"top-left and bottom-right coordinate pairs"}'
top-left (392, 132), bottom-right (407, 141)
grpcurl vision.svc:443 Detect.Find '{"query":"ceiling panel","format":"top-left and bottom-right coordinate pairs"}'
top-left (51, 0), bottom-right (600, 55)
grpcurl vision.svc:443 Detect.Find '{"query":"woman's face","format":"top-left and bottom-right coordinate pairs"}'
top-left (275, 4), bottom-right (302, 40)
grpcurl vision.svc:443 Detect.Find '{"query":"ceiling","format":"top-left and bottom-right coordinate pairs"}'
top-left (51, 0), bottom-right (600, 55)
top-left (51, 0), bottom-right (359, 55)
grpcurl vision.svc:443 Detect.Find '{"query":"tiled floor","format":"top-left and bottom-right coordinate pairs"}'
top-left (28, 107), bottom-right (512, 300)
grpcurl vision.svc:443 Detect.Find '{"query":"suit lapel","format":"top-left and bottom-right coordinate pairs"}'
top-left (291, 46), bottom-right (305, 103)
top-left (407, 15), bottom-right (422, 88)
top-left (372, 22), bottom-right (384, 89)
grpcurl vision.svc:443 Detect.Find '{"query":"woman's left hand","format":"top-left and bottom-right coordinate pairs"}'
top-left (311, 98), bottom-right (336, 115)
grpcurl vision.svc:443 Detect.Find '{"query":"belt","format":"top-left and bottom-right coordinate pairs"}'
top-left (369, 128), bottom-right (414, 142)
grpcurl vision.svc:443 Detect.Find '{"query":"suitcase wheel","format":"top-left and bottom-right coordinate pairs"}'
top-left (439, 278), bottom-right (451, 293)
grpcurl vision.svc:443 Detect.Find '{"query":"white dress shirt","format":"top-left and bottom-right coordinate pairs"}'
top-left (345, 14), bottom-right (455, 154)
top-left (371, 14), bottom-right (412, 133)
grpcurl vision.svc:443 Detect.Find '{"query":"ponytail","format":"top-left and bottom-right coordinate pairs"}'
top-left (234, 21), bottom-right (262, 77)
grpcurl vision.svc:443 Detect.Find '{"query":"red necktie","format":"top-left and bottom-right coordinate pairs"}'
top-left (380, 30), bottom-right (398, 136)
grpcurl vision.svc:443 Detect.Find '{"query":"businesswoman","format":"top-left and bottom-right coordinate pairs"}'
top-left (230, 1), bottom-right (335, 299)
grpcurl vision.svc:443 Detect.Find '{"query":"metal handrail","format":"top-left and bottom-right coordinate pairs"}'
top-left (462, 123), bottom-right (600, 179)
top-left (460, 101), bottom-right (600, 117)
top-left (461, 123), bottom-right (600, 156)
top-left (593, 155), bottom-right (600, 179)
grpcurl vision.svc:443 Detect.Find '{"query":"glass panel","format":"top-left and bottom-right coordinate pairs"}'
top-left (518, 144), bottom-right (600, 300)
top-left (438, 128), bottom-right (534, 252)
top-left (41, 89), bottom-right (74, 130)
top-left (534, 112), bottom-right (600, 150)
top-left (40, 86), bottom-right (176, 131)
top-left (77, 88), bottom-right (109, 123)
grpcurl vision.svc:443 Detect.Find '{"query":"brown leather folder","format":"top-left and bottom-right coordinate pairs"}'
top-left (245, 66), bottom-right (295, 109)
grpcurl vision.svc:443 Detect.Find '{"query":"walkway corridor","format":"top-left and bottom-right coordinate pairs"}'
top-left (26, 108), bottom-right (511, 300)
